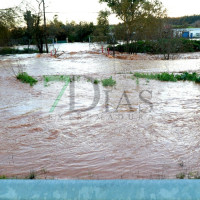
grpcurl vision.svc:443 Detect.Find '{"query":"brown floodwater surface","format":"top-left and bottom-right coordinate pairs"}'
top-left (1, 43), bottom-right (200, 179)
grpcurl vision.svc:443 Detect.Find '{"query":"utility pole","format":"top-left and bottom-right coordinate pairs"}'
top-left (42, 0), bottom-right (48, 53)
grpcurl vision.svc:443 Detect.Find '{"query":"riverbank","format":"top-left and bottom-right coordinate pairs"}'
top-left (104, 51), bottom-right (200, 60)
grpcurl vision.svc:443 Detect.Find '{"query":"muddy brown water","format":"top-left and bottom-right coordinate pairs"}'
top-left (1, 43), bottom-right (200, 179)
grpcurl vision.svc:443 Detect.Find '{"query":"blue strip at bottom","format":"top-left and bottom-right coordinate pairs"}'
top-left (0, 180), bottom-right (200, 200)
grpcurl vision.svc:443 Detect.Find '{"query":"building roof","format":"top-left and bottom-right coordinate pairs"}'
top-left (173, 28), bottom-right (200, 32)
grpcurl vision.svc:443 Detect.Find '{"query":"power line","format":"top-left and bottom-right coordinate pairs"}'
top-left (45, 11), bottom-right (99, 14)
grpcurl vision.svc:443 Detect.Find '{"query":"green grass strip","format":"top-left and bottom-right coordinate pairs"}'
top-left (133, 72), bottom-right (200, 83)
top-left (43, 75), bottom-right (70, 86)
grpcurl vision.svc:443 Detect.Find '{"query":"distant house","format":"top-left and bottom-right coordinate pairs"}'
top-left (173, 28), bottom-right (200, 38)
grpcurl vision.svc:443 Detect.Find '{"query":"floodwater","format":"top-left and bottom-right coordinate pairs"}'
top-left (1, 43), bottom-right (200, 179)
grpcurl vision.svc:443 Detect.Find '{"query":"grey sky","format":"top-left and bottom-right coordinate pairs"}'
top-left (1, 0), bottom-right (200, 24)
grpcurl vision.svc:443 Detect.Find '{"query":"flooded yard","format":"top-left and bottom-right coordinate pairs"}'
top-left (1, 43), bottom-right (200, 179)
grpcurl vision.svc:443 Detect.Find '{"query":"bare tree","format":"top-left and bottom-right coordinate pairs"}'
top-left (32, 0), bottom-right (48, 53)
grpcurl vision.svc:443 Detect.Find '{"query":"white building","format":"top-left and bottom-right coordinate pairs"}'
top-left (173, 28), bottom-right (200, 38)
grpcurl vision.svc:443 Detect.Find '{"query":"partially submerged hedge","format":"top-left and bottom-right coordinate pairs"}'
top-left (0, 48), bottom-right (39, 55)
top-left (109, 39), bottom-right (200, 54)
top-left (17, 72), bottom-right (38, 86)
top-left (134, 72), bottom-right (200, 83)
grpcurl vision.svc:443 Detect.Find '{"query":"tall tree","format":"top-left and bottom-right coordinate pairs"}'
top-left (30, 0), bottom-right (48, 53)
top-left (48, 15), bottom-right (66, 41)
top-left (24, 8), bottom-right (44, 53)
top-left (99, 0), bottom-right (166, 42)
top-left (0, 8), bottom-right (18, 46)
top-left (93, 10), bottom-right (110, 42)
top-left (24, 10), bottom-right (35, 49)
top-left (135, 0), bottom-right (167, 40)
top-left (97, 10), bottom-right (110, 36)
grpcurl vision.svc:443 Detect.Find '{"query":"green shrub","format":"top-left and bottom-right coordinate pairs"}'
top-left (0, 175), bottom-right (6, 179)
top-left (195, 77), bottom-right (200, 83)
top-left (175, 72), bottom-right (198, 81)
top-left (94, 79), bottom-right (100, 84)
top-left (17, 72), bottom-right (38, 86)
top-left (102, 76), bottom-right (116, 87)
top-left (188, 172), bottom-right (200, 179)
top-left (134, 72), bottom-right (200, 83)
top-left (28, 171), bottom-right (36, 179)
top-left (176, 172), bottom-right (185, 179)
top-left (157, 72), bottom-right (177, 82)
top-left (0, 47), bottom-right (39, 55)
top-left (109, 39), bottom-right (200, 54)
top-left (21, 48), bottom-right (39, 54)
top-left (86, 78), bottom-right (100, 84)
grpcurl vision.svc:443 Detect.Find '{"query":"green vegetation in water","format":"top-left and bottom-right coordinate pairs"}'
top-left (134, 72), bottom-right (200, 83)
top-left (87, 78), bottom-right (100, 84)
top-left (70, 75), bottom-right (75, 83)
top-left (43, 75), bottom-right (71, 87)
top-left (94, 79), bottom-right (100, 84)
top-left (69, 75), bottom-right (80, 83)
top-left (176, 171), bottom-right (200, 179)
top-left (44, 75), bottom-right (70, 83)
top-left (102, 76), bottom-right (116, 87)
top-left (44, 75), bottom-right (100, 87)
top-left (28, 171), bottom-right (36, 179)
top-left (136, 78), bottom-right (139, 85)
top-left (0, 168), bottom-right (49, 179)
top-left (188, 171), bottom-right (200, 179)
top-left (0, 175), bottom-right (6, 179)
top-left (176, 172), bottom-right (185, 179)
top-left (0, 47), bottom-right (39, 55)
top-left (109, 39), bottom-right (200, 54)
top-left (17, 72), bottom-right (38, 86)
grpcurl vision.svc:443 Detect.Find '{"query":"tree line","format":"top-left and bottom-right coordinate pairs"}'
top-left (0, 0), bottom-right (167, 49)
top-left (168, 15), bottom-right (200, 28)
top-left (1, 0), bottom-right (200, 55)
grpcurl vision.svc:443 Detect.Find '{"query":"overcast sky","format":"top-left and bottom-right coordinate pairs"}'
top-left (1, 0), bottom-right (200, 24)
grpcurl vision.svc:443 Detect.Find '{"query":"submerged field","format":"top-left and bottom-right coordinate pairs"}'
top-left (1, 43), bottom-right (200, 179)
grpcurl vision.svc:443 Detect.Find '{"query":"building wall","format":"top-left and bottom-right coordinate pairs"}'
top-left (191, 30), bottom-right (200, 38)
top-left (173, 28), bottom-right (200, 38)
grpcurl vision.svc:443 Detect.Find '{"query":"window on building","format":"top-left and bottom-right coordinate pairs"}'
top-left (196, 33), bottom-right (200, 37)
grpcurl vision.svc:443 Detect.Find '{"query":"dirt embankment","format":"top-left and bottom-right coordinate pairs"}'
top-left (103, 52), bottom-right (200, 60)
